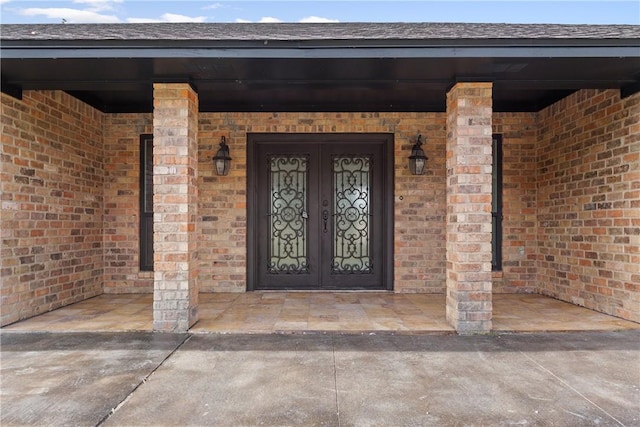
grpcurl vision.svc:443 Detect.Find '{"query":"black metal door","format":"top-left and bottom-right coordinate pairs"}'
top-left (251, 134), bottom-right (390, 290)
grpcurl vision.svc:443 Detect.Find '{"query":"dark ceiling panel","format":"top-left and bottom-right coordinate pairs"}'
top-left (2, 55), bottom-right (638, 113)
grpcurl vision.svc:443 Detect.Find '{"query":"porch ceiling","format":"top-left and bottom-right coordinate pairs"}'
top-left (1, 23), bottom-right (639, 113)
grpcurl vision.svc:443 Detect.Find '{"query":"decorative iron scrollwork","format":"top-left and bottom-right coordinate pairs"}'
top-left (332, 155), bottom-right (373, 274)
top-left (267, 155), bottom-right (309, 274)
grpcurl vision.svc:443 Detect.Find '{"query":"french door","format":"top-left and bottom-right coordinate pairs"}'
top-left (248, 134), bottom-right (393, 290)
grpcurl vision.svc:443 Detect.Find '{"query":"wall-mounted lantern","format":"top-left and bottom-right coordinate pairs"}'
top-left (213, 136), bottom-right (232, 176)
top-left (408, 134), bottom-right (428, 175)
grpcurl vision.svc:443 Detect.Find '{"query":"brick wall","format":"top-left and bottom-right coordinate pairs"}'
top-left (100, 110), bottom-right (537, 295)
top-left (4, 88), bottom-right (636, 325)
top-left (1, 91), bottom-right (104, 326)
top-left (197, 112), bottom-right (448, 293)
top-left (103, 114), bottom-right (154, 293)
top-left (6, 87), bottom-right (636, 324)
top-left (537, 89), bottom-right (640, 322)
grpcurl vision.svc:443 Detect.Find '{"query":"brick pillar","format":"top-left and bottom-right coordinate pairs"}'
top-left (152, 83), bottom-right (199, 332)
top-left (445, 82), bottom-right (493, 334)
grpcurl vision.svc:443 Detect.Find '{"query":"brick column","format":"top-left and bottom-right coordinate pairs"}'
top-left (152, 83), bottom-right (199, 332)
top-left (445, 82), bottom-right (493, 334)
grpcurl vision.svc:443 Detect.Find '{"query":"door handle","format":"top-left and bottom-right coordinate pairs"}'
top-left (322, 210), bottom-right (329, 233)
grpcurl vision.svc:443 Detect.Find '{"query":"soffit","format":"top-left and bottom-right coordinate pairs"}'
top-left (2, 23), bottom-right (639, 113)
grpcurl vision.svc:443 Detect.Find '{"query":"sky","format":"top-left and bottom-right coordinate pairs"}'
top-left (0, 0), bottom-right (638, 25)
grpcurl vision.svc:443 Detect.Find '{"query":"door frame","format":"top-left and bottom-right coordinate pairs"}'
top-left (247, 133), bottom-right (395, 291)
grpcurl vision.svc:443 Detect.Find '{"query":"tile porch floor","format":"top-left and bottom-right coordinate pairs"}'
top-left (3, 293), bottom-right (639, 334)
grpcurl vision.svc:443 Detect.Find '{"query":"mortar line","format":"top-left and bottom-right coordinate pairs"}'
top-left (332, 335), bottom-right (341, 427)
top-left (95, 334), bottom-right (192, 427)
top-left (518, 350), bottom-right (625, 427)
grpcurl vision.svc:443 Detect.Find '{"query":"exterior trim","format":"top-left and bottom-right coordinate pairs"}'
top-left (3, 46), bottom-right (638, 60)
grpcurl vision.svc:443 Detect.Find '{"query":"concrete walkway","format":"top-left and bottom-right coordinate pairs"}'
top-left (2, 331), bottom-right (639, 426)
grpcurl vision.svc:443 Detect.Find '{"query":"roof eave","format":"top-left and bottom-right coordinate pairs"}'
top-left (2, 38), bottom-right (639, 60)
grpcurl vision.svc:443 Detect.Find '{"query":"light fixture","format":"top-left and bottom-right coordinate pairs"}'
top-left (213, 136), bottom-right (232, 176)
top-left (408, 134), bottom-right (428, 175)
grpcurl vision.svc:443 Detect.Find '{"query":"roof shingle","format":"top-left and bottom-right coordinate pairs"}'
top-left (2, 22), bottom-right (639, 41)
